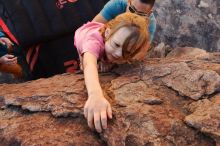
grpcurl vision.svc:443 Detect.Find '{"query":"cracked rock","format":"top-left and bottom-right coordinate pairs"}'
top-left (185, 94), bottom-right (220, 145)
top-left (0, 52), bottom-right (219, 145)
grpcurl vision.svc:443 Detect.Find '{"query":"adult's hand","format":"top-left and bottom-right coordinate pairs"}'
top-left (0, 54), bottom-right (17, 65)
top-left (0, 37), bottom-right (13, 49)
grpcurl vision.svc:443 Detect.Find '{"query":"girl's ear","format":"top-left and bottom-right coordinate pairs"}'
top-left (105, 28), bottom-right (111, 39)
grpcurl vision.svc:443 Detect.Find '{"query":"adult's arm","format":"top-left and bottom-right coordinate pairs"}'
top-left (92, 13), bottom-right (108, 23)
top-left (92, 0), bottom-right (126, 23)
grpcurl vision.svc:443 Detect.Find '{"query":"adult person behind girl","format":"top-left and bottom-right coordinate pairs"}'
top-left (93, 0), bottom-right (156, 42)
top-left (74, 12), bottom-right (150, 133)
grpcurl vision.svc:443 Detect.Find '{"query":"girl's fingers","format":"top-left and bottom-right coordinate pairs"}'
top-left (87, 110), bottom-right (94, 130)
top-left (84, 107), bottom-right (88, 119)
top-left (107, 104), bottom-right (112, 119)
top-left (98, 61), bottom-right (114, 73)
top-left (97, 62), bottom-right (100, 71)
top-left (100, 62), bottom-right (104, 72)
top-left (104, 66), bottom-right (107, 72)
top-left (94, 112), bottom-right (102, 133)
top-left (100, 110), bottom-right (107, 129)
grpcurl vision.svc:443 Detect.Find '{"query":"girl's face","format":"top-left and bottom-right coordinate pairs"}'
top-left (104, 27), bottom-right (132, 63)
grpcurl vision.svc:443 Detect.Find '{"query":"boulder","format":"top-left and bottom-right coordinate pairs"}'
top-left (154, 0), bottom-right (220, 52)
top-left (0, 52), bottom-right (219, 145)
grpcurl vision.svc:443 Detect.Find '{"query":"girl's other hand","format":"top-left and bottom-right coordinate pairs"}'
top-left (98, 61), bottom-right (114, 73)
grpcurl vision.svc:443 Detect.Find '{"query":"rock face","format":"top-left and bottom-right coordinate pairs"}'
top-left (0, 50), bottom-right (220, 145)
top-left (185, 95), bottom-right (220, 146)
top-left (154, 0), bottom-right (220, 52)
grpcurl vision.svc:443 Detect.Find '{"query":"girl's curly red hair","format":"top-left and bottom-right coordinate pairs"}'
top-left (100, 12), bottom-right (150, 63)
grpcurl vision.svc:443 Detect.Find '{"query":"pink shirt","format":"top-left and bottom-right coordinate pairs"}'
top-left (74, 22), bottom-right (105, 59)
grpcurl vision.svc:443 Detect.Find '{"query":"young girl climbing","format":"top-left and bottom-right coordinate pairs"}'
top-left (74, 12), bottom-right (150, 133)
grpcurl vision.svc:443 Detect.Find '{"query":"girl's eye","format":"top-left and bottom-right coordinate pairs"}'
top-left (114, 43), bottom-right (120, 48)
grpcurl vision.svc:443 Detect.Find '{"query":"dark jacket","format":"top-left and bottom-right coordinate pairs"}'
top-left (0, 0), bottom-right (108, 78)
top-left (0, 0), bottom-right (108, 48)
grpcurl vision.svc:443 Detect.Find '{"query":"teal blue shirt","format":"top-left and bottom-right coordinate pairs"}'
top-left (101, 0), bottom-right (156, 42)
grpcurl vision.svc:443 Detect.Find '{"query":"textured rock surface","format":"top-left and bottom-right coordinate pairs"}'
top-left (166, 47), bottom-right (209, 59)
top-left (154, 0), bottom-right (220, 52)
top-left (0, 51), bottom-right (219, 145)
top-left (185, 94), bottom-right (220, 146)
top-left (0, 74), bottom-right (87, 117)
top-left (0, 109), bottom-right (105, 146)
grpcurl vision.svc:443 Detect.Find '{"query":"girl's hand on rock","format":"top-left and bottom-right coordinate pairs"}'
top-left (84, 94), bottom-right (112, 133)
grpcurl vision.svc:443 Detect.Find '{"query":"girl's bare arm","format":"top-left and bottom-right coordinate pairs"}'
top-left (82, 52), bottom-right (112, 133)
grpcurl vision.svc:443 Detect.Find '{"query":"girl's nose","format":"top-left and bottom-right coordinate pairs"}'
top-left (113, 49), bottom-right (122, 58)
